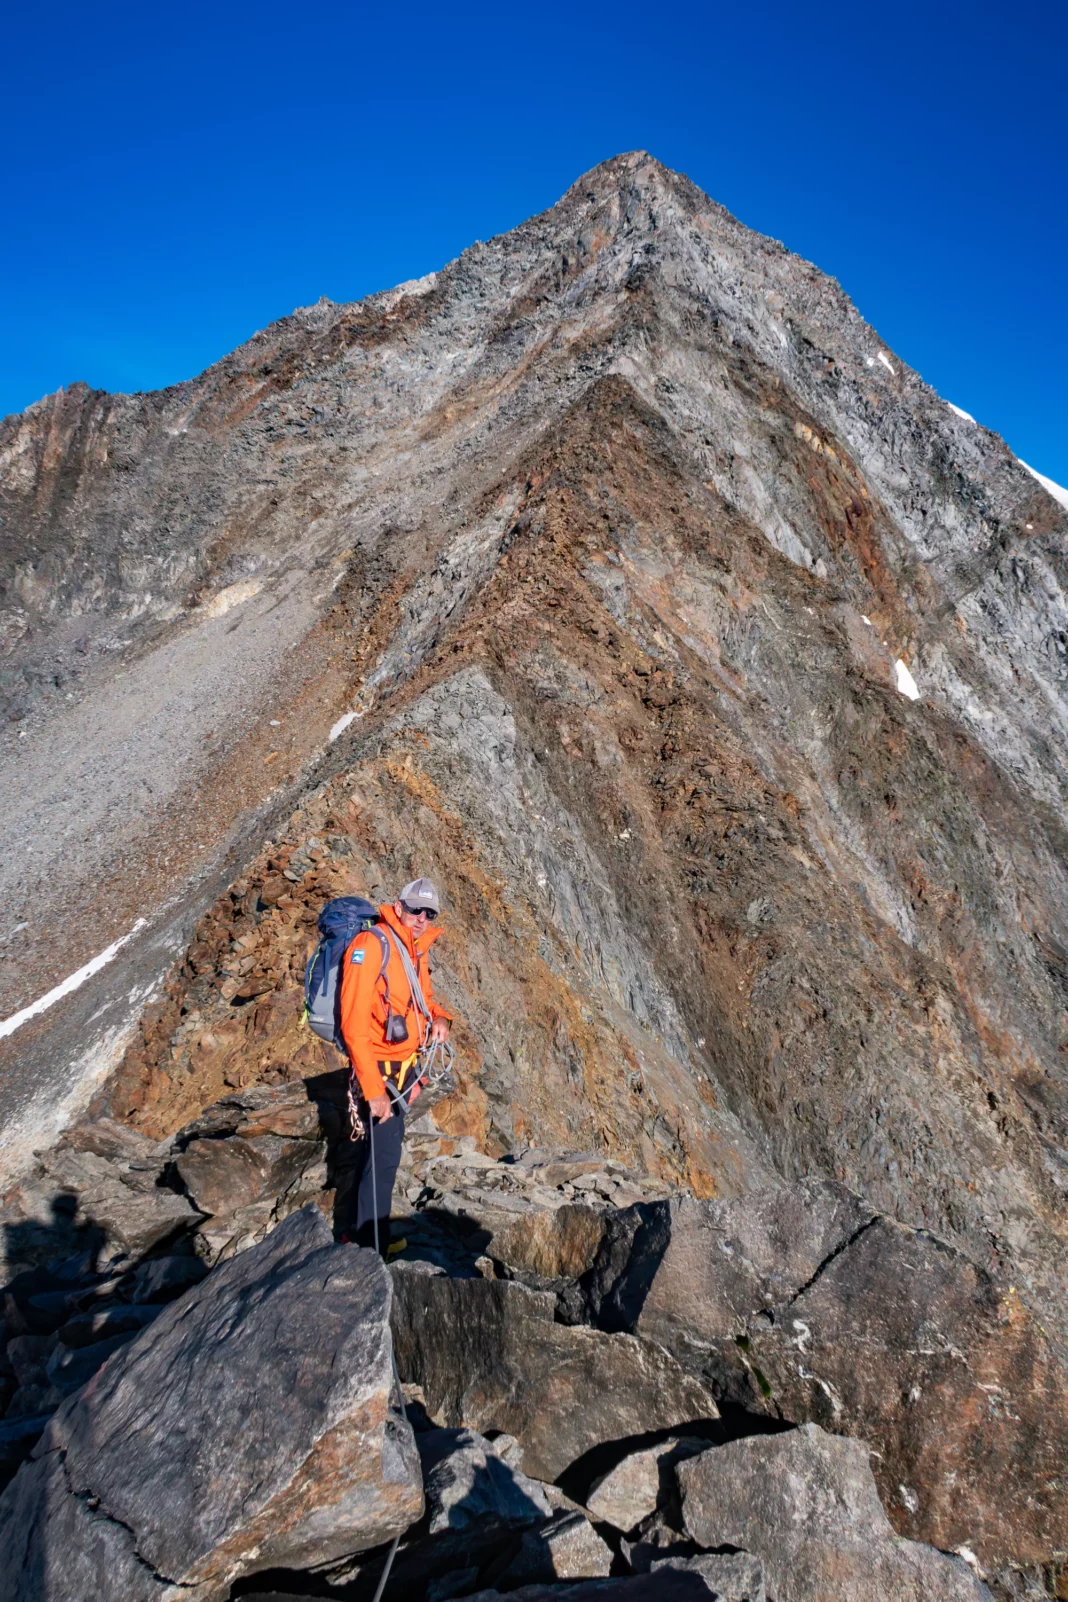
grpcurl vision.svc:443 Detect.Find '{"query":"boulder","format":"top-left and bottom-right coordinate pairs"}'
top-left (584, 1182), bottom-right (872, 1347)
top-left (391, 1269), bottom-right (718, 1482)
top-left (0, 1207), bottom-right (422, 1602)
top-left (418, 1427), bottom-right (552, 1537)
top-left (586, 1438), bottom-right (713, 1533)
top-left (490, 1204), bottom-right (606, 1281)
top-left (745, 1217), bottom-right (1068, 1566)
top-left (677, 1425), bottom-right (993, 1602)
top-left (345, 1425), bottom-right (553, 1596)
top-left (56, 1119), bottom-right (160, 1163)
top-left (6, 1333), bottom-right (57, 1388)
top-left (127, 1253), bottom-right (208, 1303)
top-left (56, 1302), bottom-right (165, 1347)
top-left (171, 1082), bottom-right (322, 1145)
top-left (44, 1331), bottom-right (135, 1395)
top-left (174, 1136), bottom-right (272, 1216)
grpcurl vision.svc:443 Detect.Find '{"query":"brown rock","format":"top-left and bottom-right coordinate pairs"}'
top-left (490, 1204), bottom-right (606, 1280)
top-left (175, 1136), bottom-right (271, 1216)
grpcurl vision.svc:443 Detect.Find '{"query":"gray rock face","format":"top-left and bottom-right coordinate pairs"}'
top-left (581, 1185), bottom-right (1068, 1569)
top-left (678, 1424), bottom-right (993, 1602)
top-left (390, 1268), bottom-right (718, 1482)
top-left (585, 1182), bottom-right (871, 1342)
top-left (0, 1207), bottom-right (422, 1601)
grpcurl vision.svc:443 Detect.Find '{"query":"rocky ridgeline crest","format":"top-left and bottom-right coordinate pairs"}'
top-left (2, 152), bottom-right (1068, 1598)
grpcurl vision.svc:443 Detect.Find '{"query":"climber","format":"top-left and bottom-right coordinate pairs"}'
top-left (336, 878), bottom-right (452, 1254)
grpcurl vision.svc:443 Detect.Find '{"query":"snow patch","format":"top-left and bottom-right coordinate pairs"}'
top-left (895, 659), bottom-right (920, 701)
top-left (0, 918), bottom-right (149, 1041)
top-left (1020, 460), bottom-right (1068, 513)
top-left (329, 710), bottom-right (358, 742)
top-left (876, 351), bottom-right (896, 375)
top-left (947, 402), bottom-right (975, 423)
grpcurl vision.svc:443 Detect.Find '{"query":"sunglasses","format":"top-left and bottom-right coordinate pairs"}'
top-left (401, 902), bottom-right (438, 921)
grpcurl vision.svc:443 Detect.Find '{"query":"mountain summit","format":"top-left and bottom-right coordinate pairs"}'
top-left (2, 153), bottom-right (1068, 1575)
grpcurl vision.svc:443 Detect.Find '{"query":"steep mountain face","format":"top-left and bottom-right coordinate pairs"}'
top-left (2, 153), bottom-right (1068, 1519)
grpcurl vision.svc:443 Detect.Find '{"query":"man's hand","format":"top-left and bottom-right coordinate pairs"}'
top-left (430, 1017), bottom-right (450, 1044)
top-left (369, 1092), bottom-right (392, 1122)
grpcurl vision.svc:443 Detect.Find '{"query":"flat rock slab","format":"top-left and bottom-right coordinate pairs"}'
top-left (678, 1424), bottom-right (993, 1602)
top-left (391, 1269), bottom-right (718, 1482)
top-left (0, 1207), bottom-right (422, 1602)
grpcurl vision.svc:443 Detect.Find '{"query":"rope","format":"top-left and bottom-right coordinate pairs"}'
top-left (369, 1111), bottom-right (380, 1258)
top-left (367, 1105), bottom-right (409, 1602)
top-left (370, 1533), bottom-right (401, 1602)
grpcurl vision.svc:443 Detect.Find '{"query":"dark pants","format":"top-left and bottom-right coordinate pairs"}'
top-left (335, 1101), bottom-right (405, 1254)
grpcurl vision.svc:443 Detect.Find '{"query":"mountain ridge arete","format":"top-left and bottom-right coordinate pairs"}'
top-left (1, 152), bottom-right (1067, 1592)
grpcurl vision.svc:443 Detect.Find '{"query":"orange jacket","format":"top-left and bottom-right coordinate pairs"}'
top-left (339, 903), bottom-right (451, 1100)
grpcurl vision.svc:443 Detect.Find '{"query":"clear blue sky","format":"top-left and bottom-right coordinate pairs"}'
top-left (4, 0), bottom-right (1066, 482)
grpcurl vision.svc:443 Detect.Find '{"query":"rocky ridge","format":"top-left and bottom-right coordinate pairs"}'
top-left (1, 1081), bottom-right (1065, 1599)
top-left (2, 151), bottom-right (1068, 1597)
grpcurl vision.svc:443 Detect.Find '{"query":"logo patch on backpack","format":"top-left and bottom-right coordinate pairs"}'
top-left (351, 950), bottom-right (365, 964)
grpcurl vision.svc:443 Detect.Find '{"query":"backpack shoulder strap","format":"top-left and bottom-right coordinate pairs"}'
top-left (353, 926), bottom-right (392, 1003)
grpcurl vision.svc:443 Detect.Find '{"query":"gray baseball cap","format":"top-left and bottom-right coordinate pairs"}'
top-left (398, 877), bottom-right (441, 913)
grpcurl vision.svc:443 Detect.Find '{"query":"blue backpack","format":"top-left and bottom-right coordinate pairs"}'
top-left (304, 897), bottom-right (388, 1049)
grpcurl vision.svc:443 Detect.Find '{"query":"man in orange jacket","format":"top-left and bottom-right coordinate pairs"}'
top-left (337, 877), bottom-right (451, 1252)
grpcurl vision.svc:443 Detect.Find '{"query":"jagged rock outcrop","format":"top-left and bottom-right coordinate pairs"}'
top-left (576, 1187), bottom-right (1068, 1568)
top-left (0, 1208), bottom-right (421, 1601)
